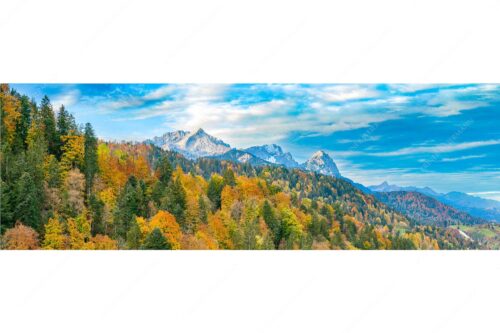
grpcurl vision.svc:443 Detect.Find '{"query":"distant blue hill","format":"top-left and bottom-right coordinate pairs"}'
top-left (368, 182), bottom-right (500, 223)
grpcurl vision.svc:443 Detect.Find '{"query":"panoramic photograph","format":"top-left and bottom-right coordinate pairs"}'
top-left (1, 83), bottom-right (499, 250)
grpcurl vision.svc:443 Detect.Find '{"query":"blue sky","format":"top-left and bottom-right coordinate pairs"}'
top-left (11, 84), bottom-right (500, 200)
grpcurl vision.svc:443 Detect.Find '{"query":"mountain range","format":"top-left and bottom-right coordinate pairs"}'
top-left (147, 128), bottom-right (499, 225)
top-left (369, 182), bottom-right (500, 222)
top-left (374, 191), bottom-right (488, 226)
top-left (147, 128), bottom-right (342, 177)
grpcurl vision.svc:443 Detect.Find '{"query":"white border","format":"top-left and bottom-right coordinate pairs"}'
top-left (1, 1), bottom-right (499, 332)
top-left (1, 0), bottom-right (499, 83)
top-left (1, 251), bottom-right (499, 332)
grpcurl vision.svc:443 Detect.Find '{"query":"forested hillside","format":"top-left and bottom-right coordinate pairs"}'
top-left (375, 191), bottom-right (488, 227)
top-left (0, 85), bottom-right (476, 249)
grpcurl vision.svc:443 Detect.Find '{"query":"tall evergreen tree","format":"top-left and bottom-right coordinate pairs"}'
top-left (56, 105), bottom-right (77, 136)
top-left (113, 176), bottom-right (148, 239)
top-left (83, 123), bottom-right (98, 197)
top-left (141, 228), bottom-right (171, 250)
top-left (152, 156), bottom-right (173, 205)
top-left (56, 105), bottom-right (77, 157)
top-left (262, 200), bottom-right (282, 249)
top-left (198, 195), bottom-right (208, 224)
top-left (12, 95), bottom-right (32, 152)
top-left (223, 168), bottom-right (236, 186)
top-left (0, 179), bottom-right (13, 232)
top-left (156, 155), bottom-right (173, 184)
top-left (161, 176), bottom-right (187, 229)
top-left (126, 221), bottom-right (142, 249)
top-left (89, 194), bottom-right (105, 236)
top-left (13, 172), bottom-right (42, 231)
top-left (39, 95), bottom-right (58, 156)
top-left (207, 175), bottom-right (224, 211)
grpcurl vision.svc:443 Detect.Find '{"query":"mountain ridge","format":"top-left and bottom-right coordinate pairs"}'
top-left (147, 129), bottom-right (341, 177)
top-left (374, 191), bottom-right (489, 227)
top-left (369, 182), bottom-right (500, 222)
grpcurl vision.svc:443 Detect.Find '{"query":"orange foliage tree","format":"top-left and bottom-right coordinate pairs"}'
top-left (2, 223), bottom-right (39, 249)
top-left (136, 211), bottom-right (182, 249)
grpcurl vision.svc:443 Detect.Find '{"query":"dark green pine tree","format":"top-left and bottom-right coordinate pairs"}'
top-left (89, 194), bottom-right (105, 236)
top-left (83, 123), bottom-right (98, 197)
top-left (141, 228), bottom-right (171, 250)
top-left (161, 176), bottom-right (187, 229)
top-left (223, 168), bottom-right (236, 186)
top-left (56, 105), bottom-right (77, 136)
top-left (198, 195), bottom-right (208, 224)
top-left (13, 172), bottom-right (43, 231)
top-left (113, 176), bottom-right (148, 239)
top-left (56, 105), bottom-right (77, 157)
top-left (0, 179), bottom-right (13, 232)
top-left (12, 129), bottom-right (48, 232)
top-left (114, 176), bottom-right (140, 239)
top-left (12, 95), bottom-right (32, 153)
top-left (126, 221), bottom-right (142, 249)
top-left (157, 155), bottom-right (173, 184)
top-left (39, 95), bottom-right (58, 156)
top-left (207, 175), bottom-right (224, 211)
top-left (152, 156), bottom-right (173, 205)
top-left (262, 200), bottom-right (283, 249)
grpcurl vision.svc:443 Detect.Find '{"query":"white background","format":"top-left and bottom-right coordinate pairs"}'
top-left (1, 0), bottom-right (500, 332)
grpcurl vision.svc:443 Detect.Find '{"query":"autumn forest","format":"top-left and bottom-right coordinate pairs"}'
top-left (0, 84), bottom-right (479, 250)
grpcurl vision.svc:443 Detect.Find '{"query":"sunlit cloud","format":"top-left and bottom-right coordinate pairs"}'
top-left (51, 89), bottom-right (80, 109)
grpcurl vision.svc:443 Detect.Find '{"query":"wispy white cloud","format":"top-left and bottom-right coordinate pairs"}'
top-left (314, 85), bottom-right (380, 102)
top-left (440, 154), bottom-right (486, 162)
top-left (467, 191), bottom-right (500, 201)
top-left (368, 140), bottom-right (500, 157)
top-left (337, 135), bottom-right (381, 144)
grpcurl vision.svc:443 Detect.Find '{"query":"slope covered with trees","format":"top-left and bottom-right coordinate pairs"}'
top-left (375, 191), bottom-right (488, 227)
top-left (0, 85), bottom-right (477, 249)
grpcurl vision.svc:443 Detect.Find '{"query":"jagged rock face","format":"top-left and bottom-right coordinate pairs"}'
top-left (182, 129), bottom-right (231, 157)
top-left (150, 128), bottom-right (230, 158)
top-left (244, 144), bottom-right (300, 168)
top-left (149, 130), bottom-right (190, 150)
top-left (214, 149), bottom-right (270, 166)
top-left (302, 150), bottom-right (341, 177)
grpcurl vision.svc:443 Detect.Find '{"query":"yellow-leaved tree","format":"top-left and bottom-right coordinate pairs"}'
top-left (67, 213), bottom-right (91, 249)
top-left (60, 134), bottom-right (84, 174)
top-left (43, 215), bottom-right (66, 249)
top-left (0, 84), bottom-right (21, 145)
top-left (135, 211), bottom-right (182, 249)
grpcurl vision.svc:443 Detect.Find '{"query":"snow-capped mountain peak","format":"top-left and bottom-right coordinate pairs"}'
top-left (302, 150), bottom-right (341, 177)
top-left (262, 144), bottom-right (283, 155)
top-left (149, 130), bottom-right (189, 150)
top-left (243, 144), bottom-right (299, 168)
top-left (183, 128), bottom-right (231, 157)
top-left (149, 128), bottom-right (230, 158)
